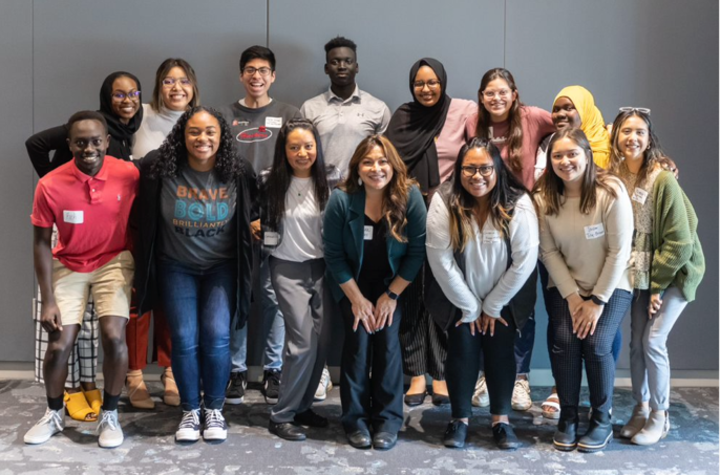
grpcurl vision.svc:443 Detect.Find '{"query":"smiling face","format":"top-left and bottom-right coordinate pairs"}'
top-left (240, 58), bottom-right (276, 102)
top-left (413, 65), bottom-right (442, 107)
top-left (161, 66), bottom-right (194, 111)
top-left (551, 96), bottom-right (582, 130)
top-left (184, 111), bottom-right (220, 171)
top-left (325, 46), bottom-right (358, 88)
top-left (67, 119), bottom-right (110, 176)
top-left (616, 115), bottom-right (650, 162)
top-left (110, 76), bottom-right (141, 124)
top-left (460, 147), bottom-right (496, 199)
top-left (480, 78), bottom-right (517, 122)
top-left (550, 137), bottom-right (589, 186)
top-left (285, 127), bottom-right (317, 178)
top-left (358, 145), bottom-right (394, 192)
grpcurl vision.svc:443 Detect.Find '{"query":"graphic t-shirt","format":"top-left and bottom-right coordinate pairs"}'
top-left (159, 164), bottom-right (237, 269)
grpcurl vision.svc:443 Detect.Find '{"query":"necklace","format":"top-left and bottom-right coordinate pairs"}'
top-left (293, 178), bottom-right (312, 197)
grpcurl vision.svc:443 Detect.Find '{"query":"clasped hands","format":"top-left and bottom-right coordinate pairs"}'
top-left (350, 292), bottom-right (397, 334)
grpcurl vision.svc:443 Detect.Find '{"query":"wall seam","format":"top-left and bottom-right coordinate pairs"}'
top-left (266, 0), bottom-right (270, 47)
top-left (503, 0), bottom-right (507, 67)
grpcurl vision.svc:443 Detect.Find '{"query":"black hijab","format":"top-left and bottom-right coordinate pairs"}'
top-left (386, 58), bottom-right (451, 193)
top-left (98, 71), bottom-right (143, 160)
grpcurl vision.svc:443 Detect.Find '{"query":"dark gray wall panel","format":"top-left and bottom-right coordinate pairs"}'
top-left (506, 0), bottom-right (718, 370)
top-left (0, 1), bottom-right (34, 360)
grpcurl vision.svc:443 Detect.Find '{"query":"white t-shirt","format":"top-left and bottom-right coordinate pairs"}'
top-left (272, 176), bottom-right (324, 262)
top-left (426, 193), bottom-right (539, 322)
top-left (132, 104), bottom-right (184, 160)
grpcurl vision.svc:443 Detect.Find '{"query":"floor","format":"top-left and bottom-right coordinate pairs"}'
top-left (1, 380), bottom-right (717, 475)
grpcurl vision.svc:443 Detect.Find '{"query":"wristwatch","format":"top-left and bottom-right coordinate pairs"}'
top-left (591, 295), bottom-right (606, 306)
top-left (385, 289), bottom-right (399, 300)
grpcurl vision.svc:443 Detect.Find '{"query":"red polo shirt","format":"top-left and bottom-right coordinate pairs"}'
top-left (31, 156), bottom-right (139, 273)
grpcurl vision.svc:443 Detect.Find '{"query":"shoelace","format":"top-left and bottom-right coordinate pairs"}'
top-left (97, 411), bottom-right (118, 434)
top-left (38, 409), bottom-right (63, 431)
top-left (205, 409), bottom-right (225, 429)
top-left (179, 410), bottom-right (200, 429)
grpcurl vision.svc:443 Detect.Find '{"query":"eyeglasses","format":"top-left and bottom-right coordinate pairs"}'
top-left (162, 77), bottom-right (192, 87)
top-left (413, 79), bottom-right (441, 90)
top-left (111, 91), bottom-right (141, 101)
top-left (619, 107), bottom-right (651, 115)
top-left (482, 89), bottom-right (511, 100)
top-left (242, 67), bottom-right (273, 76)
top-left (461, 165), bottom-right (494, 177)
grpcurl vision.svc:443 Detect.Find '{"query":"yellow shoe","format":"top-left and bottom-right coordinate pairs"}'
top-left (126, 370), bottom-right (155, 409)
top-left (64, 391), bottom-right (97, 422)
top-left (83, 388), bottom-right (103, 415)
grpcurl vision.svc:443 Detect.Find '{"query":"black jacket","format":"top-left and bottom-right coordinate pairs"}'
top-left (132, 150), bottom-right (258, 329)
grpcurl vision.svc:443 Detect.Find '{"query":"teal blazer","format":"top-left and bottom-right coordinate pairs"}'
top-left (323, 185), bottom-right (427, 303)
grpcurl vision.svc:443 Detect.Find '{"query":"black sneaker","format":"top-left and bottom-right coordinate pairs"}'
top-left (443, 420), bottom-right (468, 448)
top-left (263, 369), bottom-right (281, 404)
top-left (492, 422), bottom-right (520, 450)
top-left (225, 371), bottom-right (247, 405)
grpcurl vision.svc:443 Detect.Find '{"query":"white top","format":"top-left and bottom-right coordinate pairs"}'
top-left (272, 176), bottom-right (324, 262)
top-left (132, 104), bottom-right (184, 160)
top-left (426, 193), bottom-right (539, 322)
top-left (538, 178), bottom-right (633, 302)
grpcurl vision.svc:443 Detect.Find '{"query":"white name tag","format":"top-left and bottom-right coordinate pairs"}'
top-left (364, 225), bottom-right (373, 240)
top-left (265, 117), bottom-right (283, 128)
top-left (63, 210), bottom-right (84, 224)
top-left (632, 187), bottom-right (648, 204)
top-left (263, 231), bottom-right (279, 246)
top-left (584, 223), bottom-right (605, 240)
top-left (483, 229), bottom-right (500, 243)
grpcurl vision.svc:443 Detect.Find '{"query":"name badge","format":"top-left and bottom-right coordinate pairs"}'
top-left (265, 117), bottom-right (283, 128)
top-left (584, 223), bottom-right (605, 240)
top-left (364, 225), bottom-right (373, 240)
top-left (632, 187), bottom-right (648, 204)
top-left (263, 231), bottom-right (279, 246)
top-left (63, 210), bottom-right (84, 224)
top-left (483, 229), bottom-right (500, 244)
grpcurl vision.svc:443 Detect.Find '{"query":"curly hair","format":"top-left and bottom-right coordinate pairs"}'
top-left (149, 106), bottom-right (243, 183)
top-left (342, 135), bottom-right (416, 243)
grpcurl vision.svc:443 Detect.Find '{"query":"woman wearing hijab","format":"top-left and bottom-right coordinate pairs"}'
top-left (386, 58), bottom-right (476, 407)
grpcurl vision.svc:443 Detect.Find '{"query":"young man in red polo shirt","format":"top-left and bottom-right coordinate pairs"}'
top-left (24, 111), bottom-right (139, 448)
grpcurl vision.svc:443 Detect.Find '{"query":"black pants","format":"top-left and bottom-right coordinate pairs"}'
top-left (446, 310), bottom-right (517, 418)
top-left (339, 284), bottom-right (404, 434)
top-left (399, 264), bottom-right (447, 380)
top-left (546, 287), bottom-right (631, 417)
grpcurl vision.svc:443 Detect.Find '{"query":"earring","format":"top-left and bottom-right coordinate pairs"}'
top-left (358, 177), bottom-right (363, 186)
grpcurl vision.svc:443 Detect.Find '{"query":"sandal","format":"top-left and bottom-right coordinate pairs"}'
top-left (542, 387), bottom-right (561, 420)
top-left (64, 391), bottom-right (97, 422)
top-left (161, 367), bottom-right (180, 407)
top-left (83, 388), bottom-right (103, 415)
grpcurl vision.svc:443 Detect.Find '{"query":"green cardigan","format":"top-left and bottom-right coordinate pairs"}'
top-left (651, 171), bottom-right (705, 301)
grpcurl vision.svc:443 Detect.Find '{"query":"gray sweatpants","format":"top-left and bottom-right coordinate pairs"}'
top-left (630, 287), bottom-right (687, 411)
top-left (269, 257), bottom-right (331, 423)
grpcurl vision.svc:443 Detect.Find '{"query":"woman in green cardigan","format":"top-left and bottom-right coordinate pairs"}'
top-left (323, 135), bottom-right (426, 451)
top-left (609, 108), bottom-right (705, 446)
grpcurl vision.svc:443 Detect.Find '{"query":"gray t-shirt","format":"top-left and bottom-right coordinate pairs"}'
top-left (219, 99), bottom-right (300, 172)
top-left (159, 164), bottom-right (237, 269)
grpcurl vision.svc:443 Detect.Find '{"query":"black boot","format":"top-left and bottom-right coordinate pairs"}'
top-left (578, 410), bottom-right (612, 453)
top-left (553, 413), bottom-right (580, 451)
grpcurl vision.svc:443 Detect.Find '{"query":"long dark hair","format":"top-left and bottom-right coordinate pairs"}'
top-left (343, 135), bottom-right (416, 243)
top-left (448, 137), bottom-right (527, 251)
top-left (536, 127), bottom-right (617, 216)
top-left (150, 106), bottom-right (242, 182)
top-left (475, 68), bottom-right (525, 174)
top-left (265, 119), bottom-right (329, 231)
top-left (150, 58), bottom-right (200, 112)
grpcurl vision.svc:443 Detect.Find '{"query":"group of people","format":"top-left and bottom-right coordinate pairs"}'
top-left (24, 37), bottom-right (704, 453)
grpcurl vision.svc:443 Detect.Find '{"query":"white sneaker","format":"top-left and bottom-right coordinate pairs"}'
top-left (511, 379), bottom-right (532, 411)
top-left (471, 375), bottom-right (490, 408)
top-left (175, 409), bottom-right (202, 442)
top-left (24, 407), bottom-right (65, 444)
top-left (314, 367), bottom-right (333, 402)
top-left (97, 409), bottom-right (124, 448)
top-left (203, 409), bottom-right (227, 441)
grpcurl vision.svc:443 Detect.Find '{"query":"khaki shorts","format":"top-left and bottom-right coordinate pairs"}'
top-left (52, 251), bottom-right (134, 326)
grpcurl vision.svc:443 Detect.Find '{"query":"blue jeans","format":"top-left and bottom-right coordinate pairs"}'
top-left (158, 259), bottom-right (236, 411)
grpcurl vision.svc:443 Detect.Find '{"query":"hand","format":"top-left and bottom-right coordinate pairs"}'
top-left (250, 219), bottom-right (262, 241)
top-left (648, 294), bottom-right (663, 319)
top-left (573, 300), bottom-right (603, 339)
top-left (566, 293), bottom-right (583, 316)
top-left (373, 293), bottom-right (397, 331)
top-left (455, 316), bottom-right (483, 336)
top-left (351, 296), bottom-right (375, 334)
top-left (480, 312), bottom-right (509, 337)
top-left (40, 301), bottom-right (62, 333)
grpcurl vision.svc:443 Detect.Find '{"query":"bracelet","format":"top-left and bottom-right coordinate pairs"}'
top-left (385, 289), bottom-right (399, 301)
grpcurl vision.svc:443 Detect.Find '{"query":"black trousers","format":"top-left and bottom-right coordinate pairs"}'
top-left (546, 287), bottom-right (631, 417)
top-left (446, 310), bottom-right (517, 418)
top-left (339, 284), bottom-right (404, 434)
top-left (399, 264), bottom-right (447, 380)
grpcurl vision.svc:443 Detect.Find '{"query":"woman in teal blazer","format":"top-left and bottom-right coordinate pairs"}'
top-left (324, 135), bottom-right (426, 451)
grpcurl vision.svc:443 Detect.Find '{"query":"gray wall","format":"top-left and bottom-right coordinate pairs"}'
top-left (1, 0), bottom-right (716, 372)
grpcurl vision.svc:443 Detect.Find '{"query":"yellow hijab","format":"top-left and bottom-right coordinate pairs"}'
top-left (554, 86), bottom-right (611, 169)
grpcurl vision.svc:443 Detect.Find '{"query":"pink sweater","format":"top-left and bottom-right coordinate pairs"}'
top-left (437, 98), bottom-right (479, 183)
